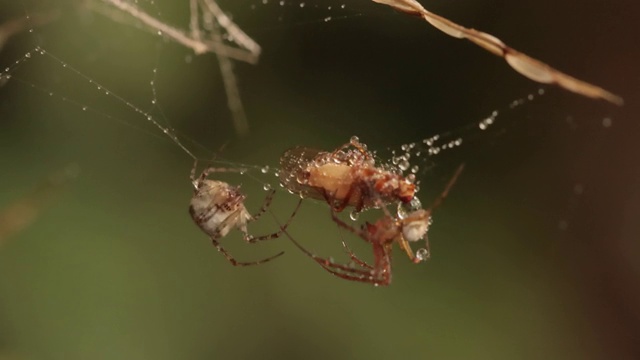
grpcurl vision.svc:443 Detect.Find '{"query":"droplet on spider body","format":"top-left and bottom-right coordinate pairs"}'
top-left (278, 138), bottom-right (416, 212)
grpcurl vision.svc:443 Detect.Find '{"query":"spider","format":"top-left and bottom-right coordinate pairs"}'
top-left (279, 136), bottom-right (416, 213)
top-left (189, 161), bottom-right (301, 266)
top-left (284, 164), bottom-right (464, 286)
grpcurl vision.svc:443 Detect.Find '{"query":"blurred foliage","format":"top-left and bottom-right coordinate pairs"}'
top-left (0, 0), bottom-right (639, 359)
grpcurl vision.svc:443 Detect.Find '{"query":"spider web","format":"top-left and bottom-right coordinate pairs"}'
top-left (0, 1), bottom-right (637, 359)
top-left (0, 0), bottom-right (623, 232)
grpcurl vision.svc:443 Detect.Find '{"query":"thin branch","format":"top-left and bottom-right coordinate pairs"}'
top-left (373, 0), bottom-right (623, 105)
top-left (201, 2), bottom-right (250, 136)
top-left (199, 0), bottom-right (261, 57)
top-left (96, 0), bottom-right (259, 63)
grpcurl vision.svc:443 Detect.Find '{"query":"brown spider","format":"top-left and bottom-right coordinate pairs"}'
top-left (189, 161), bottom-right (301, 266)
top-left (284, 164), bottom-right (464, 286)
top-left (279, 136), bottom-right (416, 213)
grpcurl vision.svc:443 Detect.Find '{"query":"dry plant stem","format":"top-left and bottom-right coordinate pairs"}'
top-left (98, 0), bottom-right (257, 136)
top-left (199, 0), bottom-right (261, 57)
top-left (199, 2), bottom-right (250, 136)
top-left (215, 41), bottom-right (249, 136)
top-left (0, 164), bottom-right (79, 248)
top-left (98, 0), bottom-right (258, 64)
top-left (373, 0), bottom-right (623, 105)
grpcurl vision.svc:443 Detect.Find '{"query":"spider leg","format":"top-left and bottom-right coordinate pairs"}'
top-left (206, 208), bottom-right (285, 266)
top-left (243, 198), bottom-right (303, 243)
top-left (247, 188), bottom-right (276, 222)
top-left (428, 164), bottom-right (465, 212)
top-left (210, 237), bottom-right (284, 266)
top-left (316, 242), bottom-right (391, 286)
top-left (394, 164), bottom-right (465, 263)
top-left (190, 159), bottom-right (248, 189)
top-left (315, 263), bottom-right (388, 286)
top-left (396, 235), bottom-right (418, 263)
top-left (329, 207), bottom-right (367, 239)
top-left (286, 229), bottom-right (386, 284)
top-left (341, 240), bottom-right (373, 269)
top-left (281, 222), bottom-right (390, 286)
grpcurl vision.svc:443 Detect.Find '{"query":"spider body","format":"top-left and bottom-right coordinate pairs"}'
top-left (189, 162), bottom-right (300, 266)
top-left (190, 179), bottom-right (252, 239)
top-left (286, 165), bottom-right (464, 286)
top-left (279, 137), bottom-right (416, 212)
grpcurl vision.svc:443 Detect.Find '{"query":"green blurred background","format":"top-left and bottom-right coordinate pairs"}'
top-left (1, 0), bottom-right (639, 359)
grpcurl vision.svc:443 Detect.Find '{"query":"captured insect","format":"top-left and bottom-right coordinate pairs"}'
top-left (189, 161), bottom-right (302, 266)
top-left (285, 164), bottom-right (464, 286)
top-left (279, 136), bottom-right (416, 213)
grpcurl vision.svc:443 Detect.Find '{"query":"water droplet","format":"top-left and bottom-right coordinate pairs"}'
top-left (261, 165), bottom-right (270, 174)
top-left (416, 248), bottom-right (429, 261)
top-left (398, 159), bottom-right (410, 171)
top-left (299, 2), bottom-right (305, 7)
top-left (263, 183), bottom-right (272, 191)
top-left (82, 106), bottom-right (88, 111)
top-left (25, 52), bottom-right (31, 58)
top-left (602, 117), bottom-right (612, 128)
top-left (350, 135), bottom-right (359, 144)
top-left (349, 210), bottom-right (360, 221)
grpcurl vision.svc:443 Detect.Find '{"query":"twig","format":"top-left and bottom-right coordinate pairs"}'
top-left (199, 0), bottom-right (250, 136)
top-left (97, 0), bottom-right (259, 63)
top-left (372, 0), bottom-right (623, 105)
